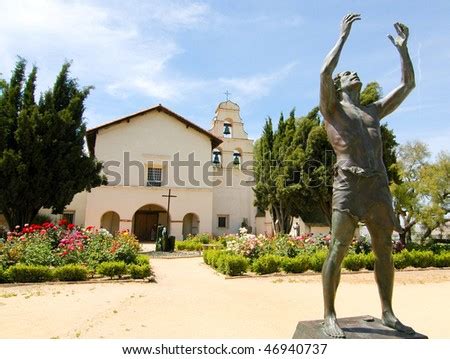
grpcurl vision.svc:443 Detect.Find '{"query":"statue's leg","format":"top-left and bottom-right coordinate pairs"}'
top-left (366, 206), bottom-right (415, 335)
top-left (322, 210), bottom-right (357, 338)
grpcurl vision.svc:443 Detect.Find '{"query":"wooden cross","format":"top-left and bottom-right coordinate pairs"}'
top-left (162, 189), bottom-right (177, 234)
top-left (224, 90), bottom-right (231, 101)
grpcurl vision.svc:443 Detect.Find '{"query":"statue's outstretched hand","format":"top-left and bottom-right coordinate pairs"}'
top-left (388, 22), bottom-right (409, 49)
top-left (340, 13), bottom-right (361, 38)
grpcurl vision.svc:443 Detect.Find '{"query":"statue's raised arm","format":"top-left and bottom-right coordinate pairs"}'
top-left (319, 13), bottom-right (361, 118)
top-left (374, 22), bottom-right (415, 119)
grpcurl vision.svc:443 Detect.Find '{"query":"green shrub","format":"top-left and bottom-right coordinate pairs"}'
top-left (343, 253), bottom-right (366, 271)
top-left (409, 250), bottom-right (435, 268)
top-left (215, 254), bottom-right (249, 276)
top-left (0, 267), bottom-right (10, 283)
top-left (135, 254), bottom-right (149, 266)
top-left (53, 264), bottom-right (88, 281)
top-left (252, 254), bottom-right (282, 274)
top-left (364, 252), bottom-right (376, 270)
top-left (215, 253), bottom-right (229, 273)
top-left (309, 250), bottom-right (328, 272)
top-left (393, 250), bottom-right (412, 269)
top-left (176, 240), bottom-right (203, 251)
top-left (203, 249), bottom-right (223, 267)
top-left (281, 255), bottom-right (309, 273)
top-left (434, 252), bottom-right (450, 267)
top-left (128, 264), bottom-right (151, 279)
top-left (96, 261), bottom-right (127, 279)
top-left (6, 264), bottom-right (53, 283)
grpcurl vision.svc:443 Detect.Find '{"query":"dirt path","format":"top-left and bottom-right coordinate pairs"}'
top-left (0, 258), bottom-right (449, 338)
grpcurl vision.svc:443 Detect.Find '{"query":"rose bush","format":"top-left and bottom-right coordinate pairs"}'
top-left (0, 222), bottom-right (143, 281)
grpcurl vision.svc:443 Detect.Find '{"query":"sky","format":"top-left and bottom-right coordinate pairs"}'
top-left (0, 0), bottom-right (449, 157)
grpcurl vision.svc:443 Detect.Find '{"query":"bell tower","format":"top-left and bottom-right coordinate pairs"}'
top-left (209, 99), bottom-right (256, 235)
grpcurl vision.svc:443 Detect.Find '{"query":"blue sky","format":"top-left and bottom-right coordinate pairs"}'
top-left (1, 0), bottom-right (449, 156)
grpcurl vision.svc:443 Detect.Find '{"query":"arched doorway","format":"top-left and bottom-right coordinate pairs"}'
top-left (182, 213), bottom-right (199, 239)
top-left (132, 204), bottom-right (169, 242)
top-left (100, 211), bottom-right (120, 235)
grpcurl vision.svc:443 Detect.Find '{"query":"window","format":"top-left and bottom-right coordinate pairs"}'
top-left (147, 168), bottom-right (162, 187)
top-left (62, 212), bottom-right (75, 224)
top-left (218, 215), bottom-right (228, 228)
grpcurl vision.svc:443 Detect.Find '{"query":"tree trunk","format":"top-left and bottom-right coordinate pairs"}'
top-left (3, 206), bottom-right (40, 229)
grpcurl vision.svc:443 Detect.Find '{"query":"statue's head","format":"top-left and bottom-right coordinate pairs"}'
top-left (334, 71), bottom-right (362, 97)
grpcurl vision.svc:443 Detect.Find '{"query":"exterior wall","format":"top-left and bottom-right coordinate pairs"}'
top-left (83, 181), bottom-right (213, 240)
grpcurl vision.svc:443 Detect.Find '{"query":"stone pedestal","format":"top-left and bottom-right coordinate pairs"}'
top-left (292, 316), bottom-right (428, 339)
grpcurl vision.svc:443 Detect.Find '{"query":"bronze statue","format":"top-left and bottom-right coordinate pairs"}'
top-left (319, 13), bottom-right (415, 338)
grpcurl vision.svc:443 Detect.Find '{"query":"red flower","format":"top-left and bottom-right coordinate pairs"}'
top-left (67, 223), bottom-right (75, 230)
top-left (59, 219), bottom-right (68, 227)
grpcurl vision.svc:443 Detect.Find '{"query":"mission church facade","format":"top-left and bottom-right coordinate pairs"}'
top-left (57, 100), bottom-right (273, 240)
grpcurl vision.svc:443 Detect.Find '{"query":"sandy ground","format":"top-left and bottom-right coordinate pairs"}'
top-left (0, 257), bottom-right (449, 339)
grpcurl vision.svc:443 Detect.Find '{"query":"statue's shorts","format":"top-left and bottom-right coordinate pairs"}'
top-left (332, 166), bottom-right (402, 232)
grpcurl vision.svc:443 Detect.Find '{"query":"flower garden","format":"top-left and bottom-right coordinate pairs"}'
top-left (0, 220), bottom-right (150, 283)
top-left (194, 228), bottom-right (450, 276)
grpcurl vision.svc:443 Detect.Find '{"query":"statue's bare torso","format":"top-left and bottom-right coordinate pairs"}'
top-left (324, 103), bottom-right (385, 173)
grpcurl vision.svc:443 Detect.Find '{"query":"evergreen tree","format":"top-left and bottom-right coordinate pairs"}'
top-left (0, 58), bottom-right (105, 228)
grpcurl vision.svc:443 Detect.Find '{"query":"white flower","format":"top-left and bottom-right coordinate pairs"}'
top-left (239, 227), bottom-right (248, 235)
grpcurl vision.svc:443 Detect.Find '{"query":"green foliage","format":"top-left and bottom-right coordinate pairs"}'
top-left (360, 82), bottom-right (382, 105)
top-left (252, 254), bottom-right (282, 274)
top-left (187, 233), bottom-right (213, 244)
top-left (217, 254), bottom-right (249, 276)
top-left (391, 141), bottom-right (431, 243)
top-left (309, 250), bottom-right (328, 272)
top-left (393, 251), bottom-right (412, 269)
top-left (253, 109), bottom-right (332, 233)
top-left (84, 232), bottom-right (114, 267)
top-left (176, 240), bottom-right (203, 251)
top-left (434, 252), bottom-right (450, 268)
top-left (0, 267), bottom-right (9, 283)
top-left (280, 255), bottom-right (310, 273)
top-left (6, 263), bottom-right (53, 283)
top-left (53, 264), bottom-right (88, 281)
top-left (128, 264), bottom-right (151, 279)
top-left (364, 252), bottom-right (376, 270)
top-left (203, 249), bottom-right (222, 267)
top-left (343, 253), bottom-right (367, 271)
top-left (96, 261), bottom-right (127, 279)
top-left (0, 58), bottom-right (105, 228)
top-left (134, 254), bottom-right (149, 266)
top-left (20, 237), bottom-right (56, 266)
top-left (409, 250), bottom-right (435, 268)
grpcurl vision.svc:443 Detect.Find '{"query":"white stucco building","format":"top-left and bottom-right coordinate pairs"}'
top-left (50, 100), bottom-right (258, 240)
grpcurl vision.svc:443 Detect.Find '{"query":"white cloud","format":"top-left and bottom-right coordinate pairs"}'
top-left (217, 62), bottom-right (298, 101)
top-left (0, 0), bottom-right (296, 109)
